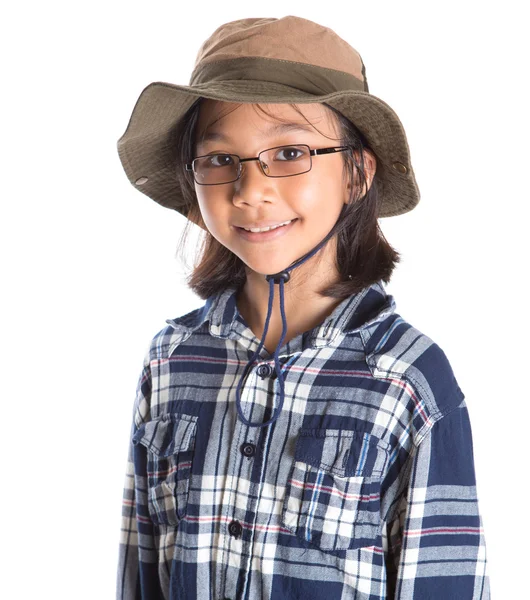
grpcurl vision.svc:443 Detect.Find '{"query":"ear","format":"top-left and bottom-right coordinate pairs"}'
top-left (345, 148), bottom-right (377, 203)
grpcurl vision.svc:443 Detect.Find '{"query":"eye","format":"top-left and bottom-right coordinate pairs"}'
top-left (274, 146), bottom-right (306, 161)
top-left (207, 154), bottom-right (235, 168)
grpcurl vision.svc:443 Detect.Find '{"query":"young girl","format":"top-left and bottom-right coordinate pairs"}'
top-left (116, 16), bottom-right (490, 600)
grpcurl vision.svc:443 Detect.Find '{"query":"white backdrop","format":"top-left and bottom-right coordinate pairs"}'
top-left (2, 1), bottom-right (528, 597)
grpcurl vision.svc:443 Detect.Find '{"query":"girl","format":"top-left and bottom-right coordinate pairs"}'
top-left (116, 16), bottom-right (490, 600)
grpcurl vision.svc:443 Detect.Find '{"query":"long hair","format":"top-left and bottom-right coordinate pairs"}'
top-left (171, 98), bottom-right (401, 301)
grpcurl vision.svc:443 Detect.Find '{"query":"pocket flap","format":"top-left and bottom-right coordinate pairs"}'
top-left (132, 413), bottom-right (198, 457)
top-left (295, 428), bottom-right (390, 478)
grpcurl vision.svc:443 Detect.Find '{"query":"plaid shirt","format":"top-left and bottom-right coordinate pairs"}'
top-left (116, 279), bottom-right (490, 599)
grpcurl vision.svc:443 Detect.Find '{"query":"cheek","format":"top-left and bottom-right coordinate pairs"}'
top-left (195, 196), bottom-right (240, 250)
top-left (288, 173), bottom-right (344, 214)
top-left (194, 187), bottom-right (209, 211)
top-left (195, 191), bottom-right (224, 230)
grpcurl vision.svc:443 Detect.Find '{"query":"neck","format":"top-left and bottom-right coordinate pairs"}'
top-left (235, 253), bottom-right (344, 354)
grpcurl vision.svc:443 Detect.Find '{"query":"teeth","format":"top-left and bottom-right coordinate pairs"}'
top-left (243, 220), bottom-right (293, 233)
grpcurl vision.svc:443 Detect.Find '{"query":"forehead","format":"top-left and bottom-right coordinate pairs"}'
top-left (195, 100), bottom-right (338, 140)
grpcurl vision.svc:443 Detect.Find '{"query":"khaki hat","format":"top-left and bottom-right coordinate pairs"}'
top-left (117, 15), bottom-right (420, 229)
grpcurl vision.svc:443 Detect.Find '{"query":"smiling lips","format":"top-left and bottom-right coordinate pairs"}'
top-left (235, 218), bottom-right (298, 242)
top-left (239, 219), bottom-right (296, 232)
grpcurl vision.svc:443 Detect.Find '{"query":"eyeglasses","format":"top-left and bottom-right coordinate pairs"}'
top-left (185, 144), bottom-right (353, 186)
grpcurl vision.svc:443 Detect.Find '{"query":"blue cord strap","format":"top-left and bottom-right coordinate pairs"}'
top-left (235, 272), bottom-right (289, 428)
top-left (235, 224), bottom-right (337, 428)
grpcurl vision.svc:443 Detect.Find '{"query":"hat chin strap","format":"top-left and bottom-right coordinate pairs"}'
top-left (235, 222), bottom-right (339, 428)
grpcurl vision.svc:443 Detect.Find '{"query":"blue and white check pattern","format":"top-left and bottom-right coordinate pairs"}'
top-left (116, 279), bottom-right (490, 599)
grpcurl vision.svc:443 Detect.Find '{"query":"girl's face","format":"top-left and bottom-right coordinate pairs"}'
top-left (193, 101), bottom-right (364, 278)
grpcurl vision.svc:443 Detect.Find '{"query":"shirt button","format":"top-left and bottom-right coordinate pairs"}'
top-left (257, 363), bottom-right (273, 378)
top-left (228, 520), bottom-right (242, 538)
top-left (240, 442), bottom-right (256, 457)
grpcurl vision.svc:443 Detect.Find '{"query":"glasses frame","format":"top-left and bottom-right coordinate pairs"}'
top-left (185, 144), bottom-right (353, 186)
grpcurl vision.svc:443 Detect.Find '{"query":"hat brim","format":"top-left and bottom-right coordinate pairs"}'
top-left (117, 81), bottom-right (420, 227)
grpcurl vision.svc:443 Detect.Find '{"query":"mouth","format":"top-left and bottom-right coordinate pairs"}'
top-left (234, 218), bottom-right (298, 242)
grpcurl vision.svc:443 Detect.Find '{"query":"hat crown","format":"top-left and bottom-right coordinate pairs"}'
top-left (191, 16), bottom-right (367, 89)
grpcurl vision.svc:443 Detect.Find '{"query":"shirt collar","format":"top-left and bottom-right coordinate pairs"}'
top-left (165, 279), bottom-right (396, 351)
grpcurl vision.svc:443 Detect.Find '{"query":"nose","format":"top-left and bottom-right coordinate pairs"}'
top-left (233, 158), bottom-right (274, 205)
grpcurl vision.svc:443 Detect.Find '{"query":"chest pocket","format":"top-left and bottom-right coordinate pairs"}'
top-left (281, 428), bottom-right (390, 553)
top-left (132, 412), bottom-right (198, 527)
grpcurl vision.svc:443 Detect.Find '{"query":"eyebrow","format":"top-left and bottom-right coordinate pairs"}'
top-left (197, 121), bottom-right (316, 146)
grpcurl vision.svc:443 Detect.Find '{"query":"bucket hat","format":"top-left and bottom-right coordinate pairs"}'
top-left (116, 15), bottom-right (420, 229)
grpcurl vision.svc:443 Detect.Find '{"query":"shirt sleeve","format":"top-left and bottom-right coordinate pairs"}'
top-left (116, 354), bottom-right (170, 600)
top-left (384, 400), bottom-right (491, 599)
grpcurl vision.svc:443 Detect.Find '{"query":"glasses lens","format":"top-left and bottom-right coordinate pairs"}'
top-left (259, 145), bottom-right (311, 177)
top-left (193, 154), bottom-right (239, 185)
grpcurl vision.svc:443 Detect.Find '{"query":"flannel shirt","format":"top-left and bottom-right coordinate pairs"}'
top-left (116, 279), bottom-right (490, 599)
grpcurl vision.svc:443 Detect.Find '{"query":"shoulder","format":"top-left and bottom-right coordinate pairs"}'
top-left (365, 311), bottom-right (465, 430)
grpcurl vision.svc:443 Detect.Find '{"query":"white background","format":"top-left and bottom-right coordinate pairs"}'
top-left (2, 1), bottom-right (528, 597)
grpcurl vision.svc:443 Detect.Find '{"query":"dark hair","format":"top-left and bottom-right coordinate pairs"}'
top-left (171, 98), bottom-right (401, 301)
